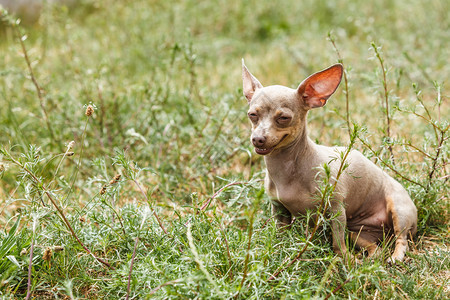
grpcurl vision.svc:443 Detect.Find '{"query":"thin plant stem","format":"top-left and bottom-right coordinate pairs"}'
top-left (427, 130), bottom-right (446, 191)
top-left (100, 193), bottom-right (127, 237)
top-left (14, 26), bottom-right (56, 145)
top-left (125, 237), bottom-right (140, 300)
top-left (260, 215), bottom-right (276, 230)
top-left (67, 118), bottom-right (90, 202)
top-left (324, 277), bottom-right (352, 300)
top-left (314, 257), bottom-right (339, 297)
top-left (187, 223), bottom-right (218, 289)
top-left (235, 205), bottom-right (256, 298)
top-left (201, 181), bottom-right (244, 211)
top-left (435, 83), bottom-right (441, 123)
top-left (25, 218), bottom-right (37, 300)
top-left (399, 108), bottom-right (447, 135)
top-left (189, 110), bottom-right (230, 165)
top-left (413, 85), bottom-right (439, 142)
top-left (185, 181), bottom-right (245, 227)
top-left (133, 179), bottom-right (168, 235)
top-left (239, 219), bottom-right (253, 288)
top-left (411, 84), bottom-right (448, 190)
top-left (399, 142), bottom-right (433, 159)
top-left (148, 279), bottom-right (183, 296)
top-left (6, 154), bottom-right (113, 269)
top-left (218, 222), bottom-right (233, 280)
top-left (126, 209), bottom-right (150, 299)
top-left (328, 33), bottom-right (351, 138)
top-left (359, 138), bottom-right (425, 189)
top-left (51, 144), bottom-right (74, 188)
top-left (371, 43), bottom-right (395, 164)
top-left (25, 239), bottom-right (35, 300)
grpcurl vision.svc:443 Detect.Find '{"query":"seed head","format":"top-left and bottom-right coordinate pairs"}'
top-left (66, 152), bottom-right (74, 156)
top-left (0, 163), bottom-right (4, 173)
top-left (100, 185), bottom-right (107, 195)
top-left (85, 105), bottom-right (94, 117)
top-left (42, 247), bottom-right (53, 262)
top-left (109, 174), bottom-right (121, 185)
top-left (67, 141), bottom-right (75, 150)
top-left (53, 246), bottom-right (64, 252)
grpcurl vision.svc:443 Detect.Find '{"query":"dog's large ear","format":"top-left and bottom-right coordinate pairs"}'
top-left (242, 59), bottom-right (263, 103)
top-left (297, 64), bottom-right (343, 109)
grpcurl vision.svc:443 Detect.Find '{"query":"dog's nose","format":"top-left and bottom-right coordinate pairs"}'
top-left (252, 136), bottom-right (266, 147)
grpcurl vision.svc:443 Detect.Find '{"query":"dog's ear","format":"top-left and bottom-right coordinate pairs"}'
top-left (242, 59), bottom-right (263, 103)
top-left (297, 64), bottom-right (343, 109)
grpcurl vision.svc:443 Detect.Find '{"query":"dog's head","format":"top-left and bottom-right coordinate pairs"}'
top-left (242, 60), bottom-right (343, 155)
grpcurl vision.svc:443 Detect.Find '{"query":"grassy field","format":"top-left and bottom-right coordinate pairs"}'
top-left (0, 0), bottom-right (448, 298)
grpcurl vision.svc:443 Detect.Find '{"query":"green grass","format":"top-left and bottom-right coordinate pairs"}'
top-left (0, 0), bottom-right (449, 298)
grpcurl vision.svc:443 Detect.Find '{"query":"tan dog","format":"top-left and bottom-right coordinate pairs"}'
top-left (242, 60), bottom-right (417, 262)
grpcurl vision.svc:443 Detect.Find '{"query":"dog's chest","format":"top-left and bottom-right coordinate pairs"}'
top-left (264, 168), bottom-right (317, 214)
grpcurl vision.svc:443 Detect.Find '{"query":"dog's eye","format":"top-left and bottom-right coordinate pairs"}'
top-left (277, 116), bottom-right (291, 124)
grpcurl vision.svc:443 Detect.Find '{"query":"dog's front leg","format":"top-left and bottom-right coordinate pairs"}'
top-left (271, 201), bottom-right (292, 229)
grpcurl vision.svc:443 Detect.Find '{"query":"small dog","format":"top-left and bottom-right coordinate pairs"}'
top-left (242, 60), bottom-right (417, 262)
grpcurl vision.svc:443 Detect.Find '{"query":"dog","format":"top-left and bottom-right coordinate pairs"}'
top-left (242, 60), bottom-right (417, 262)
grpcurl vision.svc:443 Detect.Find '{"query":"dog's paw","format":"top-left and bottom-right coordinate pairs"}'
top-left (386, 254), bottom-right (404, 265)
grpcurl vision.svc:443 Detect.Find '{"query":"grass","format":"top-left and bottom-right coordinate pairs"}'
top-left (0, 0), bottom-right (449, 298)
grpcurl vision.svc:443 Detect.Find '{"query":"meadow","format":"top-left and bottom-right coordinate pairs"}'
top-left (0, 0), bottom-right (448, 298)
